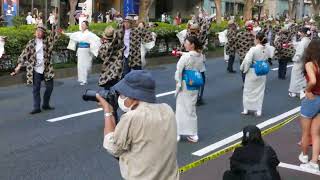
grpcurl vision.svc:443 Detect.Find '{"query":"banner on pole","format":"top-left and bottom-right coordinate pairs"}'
top-left (123, 0), bottom-right (140, 17)
top-left (3, 0), bottom-right (17, 26)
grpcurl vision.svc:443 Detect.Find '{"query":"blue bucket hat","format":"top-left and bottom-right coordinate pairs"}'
top-left (113, 70), bottom-right (156, 103)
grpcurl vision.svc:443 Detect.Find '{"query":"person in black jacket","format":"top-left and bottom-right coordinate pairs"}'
top-left (223, 125), bottom-right (281, 180)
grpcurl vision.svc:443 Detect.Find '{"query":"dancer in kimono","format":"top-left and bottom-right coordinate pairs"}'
top-left (289, 27), bottom-right (311, 98)
top-left (176, 13), bottom-right (214, 105)
top-left (10, 25), bottom-right (61, 114)
top-left (64, 21), bottom-right (101, 85)
top-left (175, 36), bottom-right (205, 143)
top-left (240, 32), bottom-right (274, 117)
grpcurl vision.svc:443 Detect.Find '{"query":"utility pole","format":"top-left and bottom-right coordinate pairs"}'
top-left (234, 0), bottom-right (236, 16)
top-left (31, 0), bottom-right (34, 13)
top-left (297, 0), bottom-right (304, 20)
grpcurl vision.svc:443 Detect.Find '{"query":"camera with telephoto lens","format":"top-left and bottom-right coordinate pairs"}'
top-left (82, 89), bottom-right (119, 122)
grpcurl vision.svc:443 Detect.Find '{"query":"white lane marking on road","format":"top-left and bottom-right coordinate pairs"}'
top-left (192, 107), bottom-right (301, 157)
top-left (279, 162), bottom-right (320, 176)
top-left (47, 108), bottom-right (103, 122)
top-left (271, 64), bottom-right (294, 71)
top-left (46, 90), bottom-right (175, 123)
top-left (156, 90), bottom-right (176, 97)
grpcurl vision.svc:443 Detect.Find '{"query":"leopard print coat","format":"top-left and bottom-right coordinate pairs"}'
top-left (98, 31), bottom-right (125, 87)
top-left (18, 29), bottom-right (59, 85)
top-left (274, 31), bottom-right (296, 59)
top-left (235, 30), bottom-right (255, 61)
top-left (180, 16), bottom-right (214, 53)
top-left (118, 23), bottom-right (153, 68)
top-left (225, 28), bottom-right (237, 56)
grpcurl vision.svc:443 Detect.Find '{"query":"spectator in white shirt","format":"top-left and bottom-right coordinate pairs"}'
top-left (26, 12), bottom-right (33, 25)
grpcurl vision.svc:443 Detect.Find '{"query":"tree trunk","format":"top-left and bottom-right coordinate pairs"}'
top-left (139, 0), bottom-right (154, 22)
top-left (288, 0), bottom-right (297, 19)
top-left (244, 0), bottom-right (254, 20)
top-left (311, 0), bottom-right (320, 16)
top-left (214, 0), bottom-right (222, 24)
top-left (69, 0), bottom-right (78, 26)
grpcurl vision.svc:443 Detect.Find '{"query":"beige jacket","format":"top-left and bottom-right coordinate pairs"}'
top-left (103, 102), bottom-right (179, 180)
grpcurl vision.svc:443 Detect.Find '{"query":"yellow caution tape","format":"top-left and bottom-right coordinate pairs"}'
top-left (179, 113), bottom-right (300, 174)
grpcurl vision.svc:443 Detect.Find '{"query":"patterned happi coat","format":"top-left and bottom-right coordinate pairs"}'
top-left (180, 16), bottom-right (214, 52)
top-left (98, 31), bottom-right (125, 87)
top-left (117, 23), bottom-right (153, 68)
top-left (197, 16), bottom-right (214, 51)
top-left (235, 30), bottom-right (255, 62)
top-left (18, 29), bottom-right (60, 85)
top-left (225, 28), bottom-right (238, 56)
top-left (274, 31), bottom-right (296, 59)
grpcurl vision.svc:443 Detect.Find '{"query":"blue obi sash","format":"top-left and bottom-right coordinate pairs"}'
top-left (182, 70), bottom-right (204, 90)
top-left (78, 42), bottom-right (90, 48)
top-left (250, 60), bottom-right (270, 76)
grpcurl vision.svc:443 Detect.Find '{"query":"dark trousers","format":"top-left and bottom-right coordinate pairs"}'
top-left (122, 57), bottom-right (142, 78)
top-left (241, 72), bottom-right (246, 83)
top-left (240, 60), bottom-right (246, 83)
top-left (123, 58), bottom-right (130, 77)
top-left (103, 79), bottom-right (119, 90)
top-left (278, 58), bottom-right (289, 79)
top-left (197, 72), bottom-right (206, 102)
top-left (33, 71), bottom-right (54, 110)
top-left (227, 54), bottom-right (235, 71)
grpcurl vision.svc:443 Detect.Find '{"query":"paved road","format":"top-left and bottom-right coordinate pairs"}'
top-left (0, 57), bottom-right (303, 180)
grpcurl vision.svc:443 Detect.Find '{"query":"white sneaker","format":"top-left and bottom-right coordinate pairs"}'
top-left (187, 135), bottom-right (199, 143)
top-left (299, 152), bottom-right (309, 163)
top-left (255, 111), bottom-right (262, 117)
top-left (177, 135), bottom-right (181, 142)
top-left (241, 109), bottom-right (249, 115)
top-left (300, 161), bottom-right (320, 172)
top-left (80, 82), bottom-right (87, 86)
top-left (289, 92), bottom-right (297, 98)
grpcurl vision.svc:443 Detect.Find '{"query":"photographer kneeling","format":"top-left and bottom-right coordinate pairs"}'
top-left (96, 70), bottom-right (179, 180)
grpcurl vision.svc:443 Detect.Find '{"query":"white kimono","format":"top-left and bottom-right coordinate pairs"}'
top-left (176, 29), bottom-right (187, 45)
top-left (141, 32), bottom-right (156, 67)
top-left (218, 29), bottom-right (229, 61)
top-left (240, 44), bottom-right (273, 112)
top-left (289, 37), bottom-right (311, 94)
top-left (0, 36), bottom-right (5, 58)
top-left (66, 30), bottom-right (101, 83)
top-left (175, 51), bottom-right (205, 136)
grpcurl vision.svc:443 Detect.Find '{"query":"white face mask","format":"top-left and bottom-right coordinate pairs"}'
top-left (118, 96), bottom-right (131, 112)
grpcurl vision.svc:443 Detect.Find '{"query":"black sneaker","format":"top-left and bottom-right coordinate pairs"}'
top-left (30, 109), bottom-right (41, 114)
top-left (42, 106), bottom-right (55, 111)
top-left (196, 100), bottom-right (205, 106)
